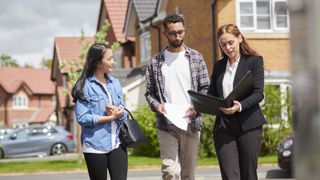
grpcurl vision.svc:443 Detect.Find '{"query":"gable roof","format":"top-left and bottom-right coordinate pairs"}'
top-left (0, 67), bottom-right (55, 95)
top-left (124, 0), bottom-right (159, 36)
top-left (54, 37), bottom-right (94, 73)
top-left (133, 0), bottom-right (158, 22)
top-left (98, 0), bottom-right (133, 42)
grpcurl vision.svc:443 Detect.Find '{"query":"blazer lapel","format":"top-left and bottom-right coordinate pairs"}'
top-left (233, 56), bottom-right (247, 87)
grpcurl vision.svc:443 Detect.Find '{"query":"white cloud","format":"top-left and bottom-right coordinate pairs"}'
top-left (0, 0), bottom-right (100, 68)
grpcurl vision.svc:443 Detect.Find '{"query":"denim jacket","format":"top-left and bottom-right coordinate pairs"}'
top-left (74, 74), bottom-right (128, 151)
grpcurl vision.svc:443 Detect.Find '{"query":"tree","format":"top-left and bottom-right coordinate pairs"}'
top-left (0, 54), bottom-right (19, 67)
top-left (23, 63), bottom-right (34, 68)
top-left (40, 58), bottom-right (52, 69)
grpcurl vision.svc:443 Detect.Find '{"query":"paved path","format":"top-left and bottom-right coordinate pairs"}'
top-left (0, 165), bottom-right (294, 180)
top-left (0, 153), bottom-right (294, 179)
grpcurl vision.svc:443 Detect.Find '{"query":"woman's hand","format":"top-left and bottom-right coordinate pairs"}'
top-left (106, 105), bottom-right (124, 120)
top-left (219, 100), bottom-right (241, 115)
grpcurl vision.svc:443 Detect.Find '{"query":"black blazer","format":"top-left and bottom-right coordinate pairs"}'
top-left (208, 55), bottom-right (267, 131)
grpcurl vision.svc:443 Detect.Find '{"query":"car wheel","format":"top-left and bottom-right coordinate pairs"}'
top-left (51, 143), bottom-right (67, 155)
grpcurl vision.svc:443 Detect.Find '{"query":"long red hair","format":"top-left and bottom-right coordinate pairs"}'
top-left (217, 24), bottom-right (257, 58)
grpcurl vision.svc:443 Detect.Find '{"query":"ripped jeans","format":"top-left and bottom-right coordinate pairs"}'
top-left (158, 125), bottom-right (200, 180)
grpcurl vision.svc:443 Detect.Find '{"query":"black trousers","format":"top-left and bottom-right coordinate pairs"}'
top-left (84, 145), bottom-right (128, 180)
top-left (213, 119), bottom-right (262, 180)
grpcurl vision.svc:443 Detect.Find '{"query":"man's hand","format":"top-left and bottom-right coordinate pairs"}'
top-left (219, 100), bottom-right (241, 115)
top-left (184, 105), bottom-right (197, 119)
top-left (156, 104), bottom-right (166, 115)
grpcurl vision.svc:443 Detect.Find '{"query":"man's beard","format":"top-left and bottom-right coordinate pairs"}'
top-left (169, 39), bottom-right (183, 48)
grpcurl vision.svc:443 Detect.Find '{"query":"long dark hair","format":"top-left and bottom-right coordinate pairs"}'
top-left (217, 24), bottom-right (257, 58)
top-left (72, 43), bottom-right (111, 102)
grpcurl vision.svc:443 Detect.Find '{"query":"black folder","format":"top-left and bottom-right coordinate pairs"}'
top-left (188, 71), bottom-right (254, 115)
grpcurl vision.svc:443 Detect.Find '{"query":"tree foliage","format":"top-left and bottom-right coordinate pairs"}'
top-left (0, 54), bottom-right (19, 67)
top-left (40, 58), bottom-right (52, 69)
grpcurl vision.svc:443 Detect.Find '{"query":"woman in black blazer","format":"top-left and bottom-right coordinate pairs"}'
top-left (208, 24), bottom-right (267, 180)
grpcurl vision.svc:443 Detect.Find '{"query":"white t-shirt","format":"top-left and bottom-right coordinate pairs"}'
top-left (162, 49), bottom-right (191, 106)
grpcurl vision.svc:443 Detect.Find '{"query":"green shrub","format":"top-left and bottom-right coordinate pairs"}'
top-left (131, 104), bottom-right (160, 157)
top-left (261, 85), bottom-right (293, 155)
top-left (198, 114), bottom-right (216, 158)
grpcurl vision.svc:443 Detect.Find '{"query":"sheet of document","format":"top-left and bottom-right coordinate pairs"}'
top-left (164, 103), bottom-right (189, 131)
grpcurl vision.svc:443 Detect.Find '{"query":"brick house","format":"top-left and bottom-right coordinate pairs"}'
top-left (124, 0), bottom-right (291, 85)
top-left (0, 67), bottom-right (56, 128)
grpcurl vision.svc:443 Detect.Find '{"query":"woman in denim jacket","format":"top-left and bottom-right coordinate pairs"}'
top-left (72, 43), bottom-right (128, 180)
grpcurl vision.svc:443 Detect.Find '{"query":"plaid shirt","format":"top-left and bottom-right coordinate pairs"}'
top-left (145, 45), bottom-right (210, 131)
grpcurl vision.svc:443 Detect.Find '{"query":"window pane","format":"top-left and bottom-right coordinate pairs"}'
top-left (275, 1), bottom-right (288, 15)
top-left (277, 16), bottom-right (288, 28)
top-left (240, 16), bottom-right (254, 28)
top-left (240, 2), bottom-right (253, 14)
top-left (257, 16), bottom-right (271, 29)
top-left (257, 1), bottom-right (270, 15)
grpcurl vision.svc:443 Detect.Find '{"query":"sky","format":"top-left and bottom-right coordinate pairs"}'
top-left (0, 0), bottom-right (100, 68)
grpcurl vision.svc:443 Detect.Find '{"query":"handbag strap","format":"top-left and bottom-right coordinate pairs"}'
top-left (124, 107), bottom-right (134, 120)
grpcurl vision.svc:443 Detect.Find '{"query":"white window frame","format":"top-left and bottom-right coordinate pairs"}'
top-left (139, 31), bottom-right (151, 63)
top-left (12, 95), bottom-right (28, 109)
top-left (273, 0), bottom-right (290, 31)
top-left (237, 0), bottom-right (289, 33)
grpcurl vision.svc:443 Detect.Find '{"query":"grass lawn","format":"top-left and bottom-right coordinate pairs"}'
top-left (0, 155), bottom-right (277, 174)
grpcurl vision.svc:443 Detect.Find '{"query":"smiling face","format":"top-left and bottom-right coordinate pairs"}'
top-left (218, 32), bottom-right (243, 61)
top-left (97, 48), bottom-right (114, 73)
top-left (164, 22), bottom-right (186, 48)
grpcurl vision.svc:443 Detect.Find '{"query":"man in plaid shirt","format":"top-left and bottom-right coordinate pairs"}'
top-left (145, 14), bottom-right (210, 180)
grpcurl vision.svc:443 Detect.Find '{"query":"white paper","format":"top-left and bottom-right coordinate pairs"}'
top-left (164, 103), bottom-right (190, 131)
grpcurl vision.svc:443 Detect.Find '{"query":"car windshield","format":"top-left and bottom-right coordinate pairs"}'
top-left (0, 129), bottom-right (15, 139)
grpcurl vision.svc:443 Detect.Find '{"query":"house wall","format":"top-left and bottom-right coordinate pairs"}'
top-left (3, 88), bottom-right (55, 128)
top-left (0, 86), bottom-right (8, 127)
top-left (134, 20), bottom-right (142, 65)
top-left (172, 0), bottom-right (214, 73)
top-left (124, 81), bottom-right (147, 111)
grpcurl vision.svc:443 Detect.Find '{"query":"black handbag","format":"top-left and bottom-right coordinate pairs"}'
top-left (119, 108), bottom-right (147, 148)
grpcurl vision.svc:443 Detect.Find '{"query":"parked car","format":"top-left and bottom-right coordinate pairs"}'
top-left (277, 136), bottom-right (294, 170)
top-left (0, 128), bottom-right (15, 140)
top-left (0, 125), bottom-right (76, 159)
